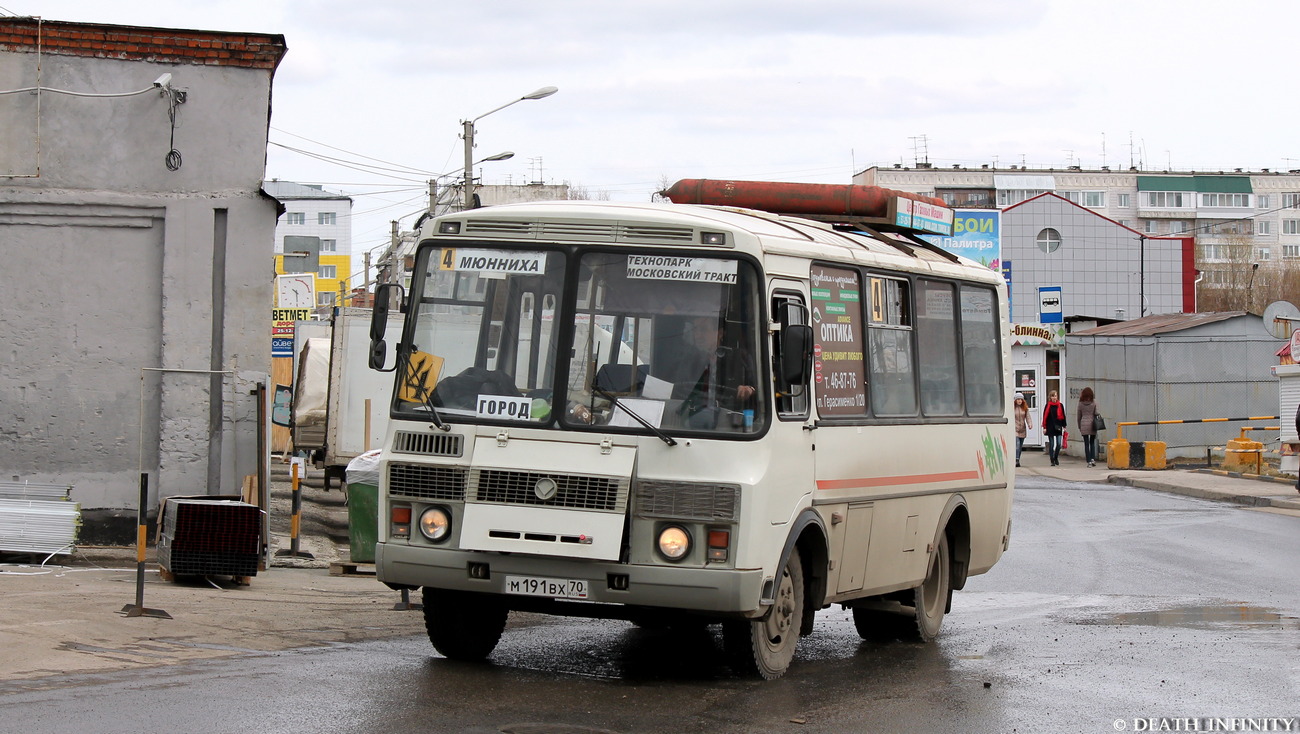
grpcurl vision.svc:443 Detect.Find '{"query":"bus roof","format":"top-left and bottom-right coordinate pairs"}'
top-left (426, 200), bottom-right (1001, 286)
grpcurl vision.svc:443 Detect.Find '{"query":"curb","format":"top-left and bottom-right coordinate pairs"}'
top-left (1107, 475), bottom-right (1300, 511)
top-left (1189, 468), bottom-right (1299, 486)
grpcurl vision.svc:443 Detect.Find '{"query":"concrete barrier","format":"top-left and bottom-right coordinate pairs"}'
top-left (1107, 438), bottom-right (1167, 469)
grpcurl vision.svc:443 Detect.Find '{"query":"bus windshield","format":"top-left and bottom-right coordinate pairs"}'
top-left (395, 246), bottom-right (766, 437)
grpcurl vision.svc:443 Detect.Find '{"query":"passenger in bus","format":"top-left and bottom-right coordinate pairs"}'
top-left (1013, 393), bottom-right (1029, 467)
top-left (1042, 390), bottom-right (1067, 466)
top-left (677, 316), bottom-right (756, 429)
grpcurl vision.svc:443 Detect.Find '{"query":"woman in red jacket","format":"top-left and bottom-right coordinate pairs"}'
top-left (1042, 390), bottom-right (1067, 466)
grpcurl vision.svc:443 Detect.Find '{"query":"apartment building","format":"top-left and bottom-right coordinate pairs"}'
top-left (264, 179), bottom-right (353, 310)
top-left (856, 165), bottom-right (1299, 305)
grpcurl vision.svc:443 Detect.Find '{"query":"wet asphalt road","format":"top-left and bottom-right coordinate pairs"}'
top-left (3, 476), bottom-right (1298, 733)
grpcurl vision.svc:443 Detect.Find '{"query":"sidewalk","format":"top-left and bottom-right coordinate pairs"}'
top-left (1017, 447), bottom-right (1300, 514)
top-left (0, 464), bottom-right (427, 684)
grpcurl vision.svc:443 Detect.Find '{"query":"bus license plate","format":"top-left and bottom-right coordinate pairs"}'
top-left (504, 575), bottom-right (588, 599)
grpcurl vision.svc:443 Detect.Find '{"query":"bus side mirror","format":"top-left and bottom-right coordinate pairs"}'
top-left (781, 324), bottom-right (813, 384)
top-left (369, 283), bottom-right (404, 370)
top-left (370, 284), bottom-right (403, 340)
top-left (369, 339), bottom-right (388, 371)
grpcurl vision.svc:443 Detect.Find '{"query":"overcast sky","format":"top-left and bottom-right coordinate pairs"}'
top-left (16, 1), bottom-right (1300, 279)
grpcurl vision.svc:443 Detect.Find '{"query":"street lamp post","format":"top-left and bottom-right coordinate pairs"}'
top-left (461, 85), bottom-right (557, 210)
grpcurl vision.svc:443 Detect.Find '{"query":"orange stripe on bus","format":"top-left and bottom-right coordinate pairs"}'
top-left (816, 470), bottom-right (980, 491)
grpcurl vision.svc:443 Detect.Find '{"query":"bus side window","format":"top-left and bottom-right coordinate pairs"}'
top-left (772, 294), bottom-right (810, 419)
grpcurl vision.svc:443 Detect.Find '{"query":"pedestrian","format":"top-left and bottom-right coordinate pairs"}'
top-left (1013, 393), bottom-right (1030, 467)
top-left (1042, 390), bottom-right (1067, 466)
top-left (1294, 401), bottom-right (1299, 491)
top-left (1077, 386), bottom-right (1099, 467)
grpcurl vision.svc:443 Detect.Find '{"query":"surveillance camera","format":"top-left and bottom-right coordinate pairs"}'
top-left (153, 73), bottom-right (172, 88)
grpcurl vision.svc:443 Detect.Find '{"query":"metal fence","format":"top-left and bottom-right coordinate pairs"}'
top-left (1065, 334), bottom-right (1284, 459)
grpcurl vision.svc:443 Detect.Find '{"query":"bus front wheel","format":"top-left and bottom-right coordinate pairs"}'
top-left (723, 547), bottom-right (804, 679)
top-left (421, 587), bottom-right (508, 661)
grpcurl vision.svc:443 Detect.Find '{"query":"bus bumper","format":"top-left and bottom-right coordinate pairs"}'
top-left (376, 542), bottom-right (766, 614)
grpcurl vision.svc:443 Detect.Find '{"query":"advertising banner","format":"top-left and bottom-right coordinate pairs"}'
top-left (918, 209), bottom-right (1000, 271)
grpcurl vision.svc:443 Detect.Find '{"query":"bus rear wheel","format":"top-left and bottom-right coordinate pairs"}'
top-left (910, 533), bottom-right (950, 641)
top-left (421, 587), bottom-right (508, 661)
top-left (723, 547), bottom-right (804, 679)
top-left (851, 533), bottom-right (950, 642)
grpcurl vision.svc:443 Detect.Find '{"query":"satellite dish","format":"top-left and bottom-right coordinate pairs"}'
top-left (1261, 300), bottom-right (1300, 339)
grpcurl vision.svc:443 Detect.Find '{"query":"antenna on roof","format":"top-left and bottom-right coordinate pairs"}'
top-left (908, 134), bottom-right (929, 167)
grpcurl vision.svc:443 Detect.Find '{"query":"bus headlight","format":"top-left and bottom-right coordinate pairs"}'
top-left (657, 525), bottom-right (690, 561)
top-left (419, 507), bottom-right (451, 542)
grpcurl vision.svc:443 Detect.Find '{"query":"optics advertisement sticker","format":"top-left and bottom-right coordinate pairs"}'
top-left (625, 255), bottom-right (738, 284)
top-left (810, 264), bottom-right (867, 417)
top-left (439, 248), bottom-right (547, 275)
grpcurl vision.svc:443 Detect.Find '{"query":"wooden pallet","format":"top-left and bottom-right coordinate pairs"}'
top-left (329, 561), bottom-right (376, 577)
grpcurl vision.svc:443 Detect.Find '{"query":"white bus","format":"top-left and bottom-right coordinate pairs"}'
top-left (367, 199), bottom-right (1014, 679)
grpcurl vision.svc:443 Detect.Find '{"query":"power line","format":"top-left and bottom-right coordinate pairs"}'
top-left (269, 141), bottom-right (430, 182)
top-left (1165, 199), bottom-right (1300, 238)
top-left (270, 126), bottom-right (443, 177)
top-left (351, 192), bottom-right (428, 217)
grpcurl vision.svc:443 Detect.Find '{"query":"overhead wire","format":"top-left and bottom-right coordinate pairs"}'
top-left (270, 126), bottom-right (443, 177)
top-left (269, 141), bottom-right (430, 183)
top-left (1163, 199), bottom-right (1300, 238)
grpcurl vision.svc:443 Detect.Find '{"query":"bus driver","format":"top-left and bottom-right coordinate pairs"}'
top-left (678, 315), bottom-right (756, 429)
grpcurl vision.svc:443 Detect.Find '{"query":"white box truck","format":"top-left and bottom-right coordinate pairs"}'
top-left (293, 307), bottom-right (402, 489)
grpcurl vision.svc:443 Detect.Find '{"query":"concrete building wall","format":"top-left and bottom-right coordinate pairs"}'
top-left (0, 19), bottom-right (286, 542)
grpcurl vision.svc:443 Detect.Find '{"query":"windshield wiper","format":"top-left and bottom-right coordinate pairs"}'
top-left (592, 385), bottom-right (676, 447)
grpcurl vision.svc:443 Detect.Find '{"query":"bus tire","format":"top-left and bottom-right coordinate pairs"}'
top-left (910, 532), bottom-right (950, 642)
top-left (851, 603), bottom-right (910, 640)
top-left (851, 533), bottom-right (950, 643)
top-left (421, 587), bottom-right (508, 661)
top-left (723, 547), bottom-right (804, 679)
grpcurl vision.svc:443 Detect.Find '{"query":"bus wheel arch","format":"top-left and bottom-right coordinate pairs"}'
top-left (784, 509), bottom-right (829, 637)
top-left (939, 497), bottom-right (972, 595)
top-left (723, 511), bottom-right (827, 679)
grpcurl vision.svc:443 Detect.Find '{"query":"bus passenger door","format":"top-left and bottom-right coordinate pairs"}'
top-left (769, 288), bottom-right (817, 525)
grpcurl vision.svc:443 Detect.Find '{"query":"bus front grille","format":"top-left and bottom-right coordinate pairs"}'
top-left (393, 431), bottom-right (464, 457)
top-left (472, 469), bottom-right (627, 512)
top-left (634, 481), bottom-right (740, 521)
top-left (387, 463), bottom-right (467, 500)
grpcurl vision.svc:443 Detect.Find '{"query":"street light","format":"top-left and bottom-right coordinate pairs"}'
top-left (462, 85), bottom-right (557, 209)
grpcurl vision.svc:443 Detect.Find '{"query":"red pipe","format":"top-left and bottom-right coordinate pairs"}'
top-left (659, 179), bottom-right (947, 218)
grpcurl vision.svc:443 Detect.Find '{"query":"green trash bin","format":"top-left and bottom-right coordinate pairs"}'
top-left (346, 481), bottom-right (378, 563)
top-left (345, 450), bottom-right (382, 564)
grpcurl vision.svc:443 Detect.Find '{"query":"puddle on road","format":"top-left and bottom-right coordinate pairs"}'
top-left (1078, 604), bottom-right (1299, 630)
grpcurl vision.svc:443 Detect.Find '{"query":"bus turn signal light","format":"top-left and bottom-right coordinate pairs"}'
top-left (707, 529), bottom-right (729, 562)
top-left (391, 506), bottom-right (412, 539)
